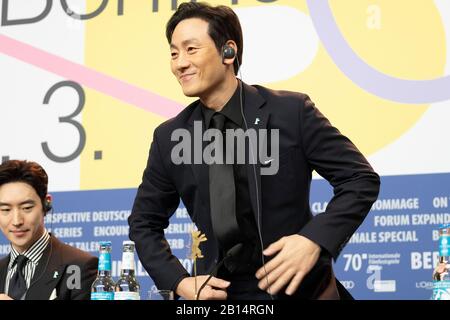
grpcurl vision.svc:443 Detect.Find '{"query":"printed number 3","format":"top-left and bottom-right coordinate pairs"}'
top-left (42, 81), bottom-right (86, 163)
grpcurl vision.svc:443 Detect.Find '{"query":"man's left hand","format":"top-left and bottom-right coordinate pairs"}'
top-left (255, 234), bottom-right (321, 295)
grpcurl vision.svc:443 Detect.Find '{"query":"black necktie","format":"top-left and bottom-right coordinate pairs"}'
top-left (209, 113), bottom-right (241, 259)
top-left (8, 255), bottom-right (28, 300)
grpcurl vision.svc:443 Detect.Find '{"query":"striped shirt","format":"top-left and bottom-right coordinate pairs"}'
top-left (4, 230), bottom-right (50, 296)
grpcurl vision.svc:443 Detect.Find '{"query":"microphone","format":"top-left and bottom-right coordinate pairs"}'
top-left (195, 243), bottom-right (243, 300)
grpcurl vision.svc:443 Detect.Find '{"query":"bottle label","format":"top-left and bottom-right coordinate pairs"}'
top-left (121, 252), bottom-right (135, 270)
top-left (114, 292), bottom-right (140, 300)
top-left (439, 235), bottom-right (450, 256)
top-left (91, 292), bottom-right (114, 300)
top-left (99, 252), bottom-right (112, 271)
top-left (432, 280), bottom-right (450, 300)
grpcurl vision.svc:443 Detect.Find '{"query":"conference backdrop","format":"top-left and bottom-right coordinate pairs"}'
top-left (1, 0), bottom-right (449, 300)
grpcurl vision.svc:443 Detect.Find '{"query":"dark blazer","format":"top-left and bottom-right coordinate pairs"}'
top-left (129, 83), bottom-right (380, 298)
top-left (0, 235), bottom-right (98, 300)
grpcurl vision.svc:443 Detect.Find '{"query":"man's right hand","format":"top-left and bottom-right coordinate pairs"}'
top-left (0, 294), bottom-right (13, 300)
top-left (176, 275), bottom-right (230, 300)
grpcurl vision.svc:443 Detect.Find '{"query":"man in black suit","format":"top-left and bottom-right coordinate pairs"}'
top-left (129, 2), bottom-right (380, 300)
top-left (0, 160), bottom-right (97, 300)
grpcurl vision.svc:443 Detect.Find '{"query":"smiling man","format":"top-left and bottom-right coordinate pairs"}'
top-left (129, 2), bottom-right (380, 300)
top-left (0, 160), bottom-right (97, 300)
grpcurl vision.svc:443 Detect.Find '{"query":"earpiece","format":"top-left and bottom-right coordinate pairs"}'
top-left (235, 54), bottom-right (273, 300)
top-left (196, 46), bottom-right (274, 300)
top-left (44, 195), bottom-right (52, 215)
top-left (222, 44), bottom-right (236, 62)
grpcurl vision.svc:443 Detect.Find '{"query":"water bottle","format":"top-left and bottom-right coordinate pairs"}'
top-left (114, 240), bottom-right (141, 300)
top-left (91, 241), bottom-right (116, 300)
top-left (432, 224), bottom-right (450, 300)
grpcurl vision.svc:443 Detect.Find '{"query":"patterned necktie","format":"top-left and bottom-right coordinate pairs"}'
top-left (8, 255), bottom-right (28, 300)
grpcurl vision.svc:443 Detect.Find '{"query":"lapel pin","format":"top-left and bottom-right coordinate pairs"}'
top-left (254, 118), bottom-right (260, 125)
top-left (53, 271), bottom-right (59, 279)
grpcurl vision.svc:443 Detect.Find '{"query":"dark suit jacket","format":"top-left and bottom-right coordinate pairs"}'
top-left (129, 83), bottom-right (380, 298)
top-left (0, 235), bottom-right (98, 300)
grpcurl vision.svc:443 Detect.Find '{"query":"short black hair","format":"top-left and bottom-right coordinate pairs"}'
top-left (0, 160), bottom-right (49, 211)
top-left (166, 2), bottom-right (243, 75)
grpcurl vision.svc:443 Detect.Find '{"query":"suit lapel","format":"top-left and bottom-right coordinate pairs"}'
top-left (241, 84), bottom-right (268, 229)
top-left (0, 255), bottom-right (10, 294)
top-left (187, 103), bottom-right (210, 211)
top-left (26, 236), bottom-right (66, 300)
